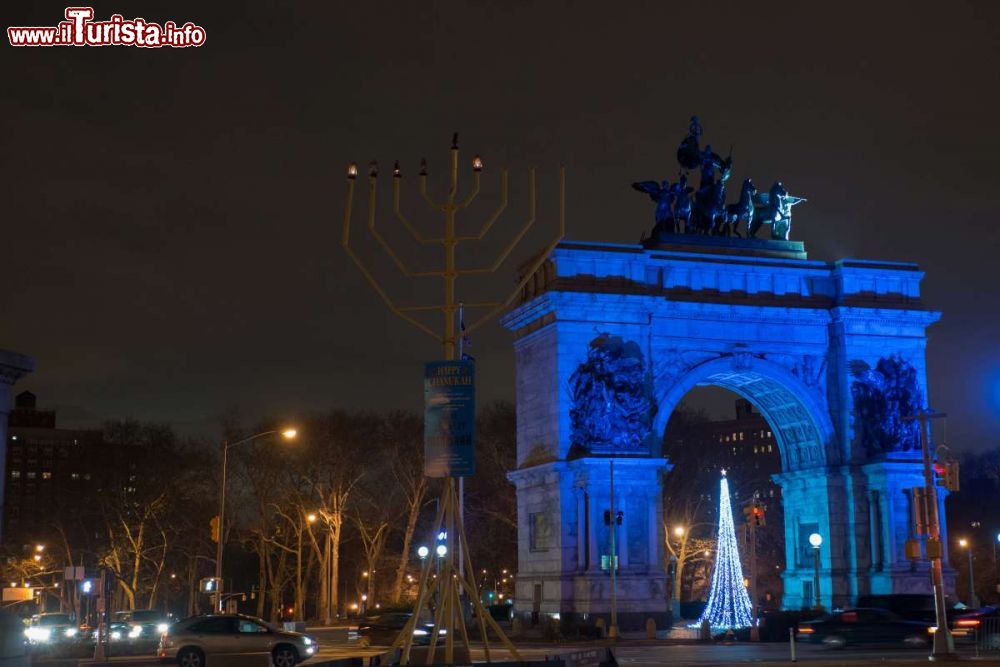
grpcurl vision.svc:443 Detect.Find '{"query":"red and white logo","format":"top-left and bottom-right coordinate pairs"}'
top-left (8, 7), bottom-right (206, 48)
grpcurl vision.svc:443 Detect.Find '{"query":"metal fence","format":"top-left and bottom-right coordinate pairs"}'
top-left (974, 617), bottom-right (1000, 655)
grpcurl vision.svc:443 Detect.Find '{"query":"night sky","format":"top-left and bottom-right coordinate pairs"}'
top-left (3, 2), bottom-right (999, 451)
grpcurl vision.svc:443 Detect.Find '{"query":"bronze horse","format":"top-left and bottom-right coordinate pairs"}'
top-left (721, 178), bottom-right (757, 237)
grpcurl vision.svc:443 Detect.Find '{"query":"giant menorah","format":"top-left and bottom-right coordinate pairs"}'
top-left (343, 133), bottom-right (564, 358)
top-left (342, 135), bottom-right (564, 664)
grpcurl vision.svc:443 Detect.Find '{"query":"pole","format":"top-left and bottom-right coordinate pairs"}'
top-left (968, 547), bottom-right (978, 608)
top-left (327, 530), bottom-right (334, 623)
top-left (213, 442), bottom-right (228, 613)
top-left (812, 546), bottom-right (821, 611)
top-left (457, 301), bottom-right (465, 581)
top-left (994, 538), bottom-right (998, 599)
top-left (750, 516), bottom-right (759, 641)
top-left (608, 459), bottom-right (619, 639)
top-left (906, 409), bottom-right (955, 658)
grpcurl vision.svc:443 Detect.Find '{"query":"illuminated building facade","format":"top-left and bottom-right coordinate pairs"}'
top-left (0, 350), bottom-right (34, 544)
top-left (503, 236), bottom-right (951, 627)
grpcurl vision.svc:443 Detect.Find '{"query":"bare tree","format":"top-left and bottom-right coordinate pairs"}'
top-left (386, 412), bottom-right (429, 604)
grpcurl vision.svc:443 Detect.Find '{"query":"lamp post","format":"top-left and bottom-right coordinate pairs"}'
top-left (959, 539), bottom-right (979, 608)
top-left (994, 533), bottom-right (1000, 597)
top-left (808, 533), bottom-right (823, 611)
top-left (214, 428), bottom-right (297, 612)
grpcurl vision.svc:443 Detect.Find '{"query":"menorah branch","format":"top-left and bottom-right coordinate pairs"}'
top-left (419, 174), bottom-right (447, 211)
top-left (466, 167), bottom-right (565, 334)
top-left (367, 177), bottom-right (422, 278)
top-left (457, 170), bottom-right (481, 209)
top-left (457, 170), bottom-right (508, 241)
top-left (342, 177), bottom-right (443, 343)
top-left (457, 169), bottom-right (534, 275)
top-left (393, 178), bottom-right (442, 245)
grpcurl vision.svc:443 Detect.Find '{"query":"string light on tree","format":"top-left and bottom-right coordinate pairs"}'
top-left (692, 469), bottom-right (754, 630)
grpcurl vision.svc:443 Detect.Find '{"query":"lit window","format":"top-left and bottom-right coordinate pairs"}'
top-left (753, 446), bottom-right (758, 454)
top-left (739, 432), bottom-right (745, 441)
top-left (768, 444), bottom-right (773, 452)
top-left (26, 472), bottom-right (35, 480)
top-left (70, 473), bottom-right (80, 481)
top-left (11, 436), bottom-right (17, 441)
top-left (83, 474), bottom-right (91, 481)
top-left (41, 472), bottom-right (51, 480)
top-left (732, 432), bottom-right (737, 441)
top-left (10, 471), bottom-right (20, 479)
top-left (767, 431), bottom-right (772, 438)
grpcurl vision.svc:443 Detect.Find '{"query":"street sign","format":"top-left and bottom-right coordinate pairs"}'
top-left (2, 587), bottom-right (32, 602)
top-left (423, 360), bottom-right (475, 478)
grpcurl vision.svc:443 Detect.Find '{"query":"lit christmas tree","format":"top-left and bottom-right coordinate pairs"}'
top-left (693, 470), bottom-right (754, 630)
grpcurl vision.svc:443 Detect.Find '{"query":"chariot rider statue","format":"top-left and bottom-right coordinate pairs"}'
top-left (677, 116), bottom-right (703, 170)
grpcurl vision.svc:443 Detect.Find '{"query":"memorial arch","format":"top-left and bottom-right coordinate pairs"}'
top-left (503, 236), bottom-right (951, 628)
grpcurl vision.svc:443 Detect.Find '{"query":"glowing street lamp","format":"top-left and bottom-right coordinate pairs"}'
top-left (417, 545), bottom-right (429, 560)
top-left (214, 427), bottom-right (298, 610)
top-left (809, 533), bottom-right (823, 611)
top-left (436, 544), bottom-right (448, 558)
top-left (959, 539), bottom-right (979, 608)
top-left (674, 526), bottom-right (686, 538)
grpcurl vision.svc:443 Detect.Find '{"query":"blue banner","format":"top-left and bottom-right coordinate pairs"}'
top-left (424, 360), bottom-right (475, 478)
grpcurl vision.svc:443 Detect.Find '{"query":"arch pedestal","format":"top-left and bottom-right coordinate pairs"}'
top-left (503, 240), bottom-right (948, 623)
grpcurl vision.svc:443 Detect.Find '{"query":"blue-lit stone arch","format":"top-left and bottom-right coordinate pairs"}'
top-left (652, 354), bottom-right (836, 472)
top-left (502, 240), bottom-right (950, 628)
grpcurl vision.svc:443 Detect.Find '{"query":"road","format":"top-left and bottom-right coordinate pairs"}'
top-left (301, 626), bottom-right (1000, 665)
top-left (35, 627), bottom-right (1000, 666)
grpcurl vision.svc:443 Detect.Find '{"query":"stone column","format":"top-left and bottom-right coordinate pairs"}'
top-left (0, 350), bottom-right (35, 543)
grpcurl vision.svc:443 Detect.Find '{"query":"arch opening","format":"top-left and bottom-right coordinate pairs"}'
top-left (655, 356), bottom-right (838, 611)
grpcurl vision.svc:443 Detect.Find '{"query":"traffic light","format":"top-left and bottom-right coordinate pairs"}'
top-left (743, 502), bottom-right (765, 526)
top-left (199, 577), bottom-right (221, 594)
top-left (210, 516), bottom-right (220, 543)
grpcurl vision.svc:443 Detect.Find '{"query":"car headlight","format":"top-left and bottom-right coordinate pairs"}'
top-left (129, 626), bottom-right (143, 638)
top-left (28, 628), bottom-right (52, 642)
top-left (412, 629), bottom-right (428, 636)
top-left (64, 628), bottom-right (78, 638)
top-left (110, 631), bottom-right (122, 641)
top-left (157, 623), bottom-right (169, 634)
top-left (302, 637), bottom-right (314, 646)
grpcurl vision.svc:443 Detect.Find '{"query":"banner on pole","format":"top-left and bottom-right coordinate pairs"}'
top-left (424, 360), bottom-right (475, 478)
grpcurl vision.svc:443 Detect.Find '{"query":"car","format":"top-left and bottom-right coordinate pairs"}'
top-left (951, 605), bottom-right (1000, 647)
top-left (91, 622), bottom-right (133, 643)
top-left (114, 609), bottom-right (171, 642)
top-left (856, 593), bottom-right (958, 625)
top-left (797, 607), bottom-right (933, 648)
top-left (157, 614), bottom-right (316, 667)
top-left (24, 613), bottom-right (79, 644)
top-left (356, 612), bottom-right (446, 647)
